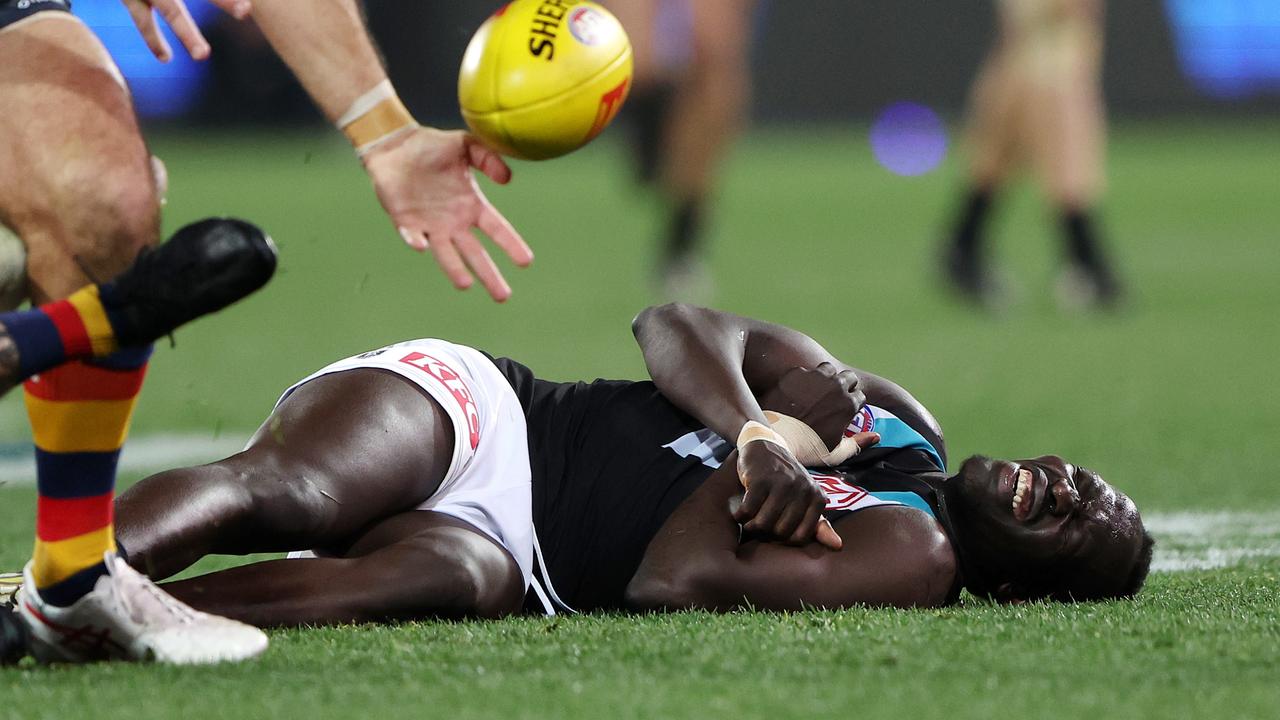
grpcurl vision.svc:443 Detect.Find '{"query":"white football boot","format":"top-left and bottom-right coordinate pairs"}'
top-left (17, 553), bottom-right (268, 665)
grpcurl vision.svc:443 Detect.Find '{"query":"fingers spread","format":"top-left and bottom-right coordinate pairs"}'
top-left (124, 1), bottom-right (171, 62)
top-left (454, 231), bottom-right (511, 302)
top-left (426, 231), bottom-right (474, 290)
top-left (152, 0), bottom-right (210, 60)
top-left (477, 200), bottom-right (533, 267)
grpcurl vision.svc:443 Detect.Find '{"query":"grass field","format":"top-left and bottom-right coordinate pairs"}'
top-left (2, 119), bottom-right (1278, 718)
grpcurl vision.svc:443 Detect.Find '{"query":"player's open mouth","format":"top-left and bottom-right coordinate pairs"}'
top-left (1011, 468), bottom-right (1034, 520)
top-left (1011, 467), bottom-right (1051, 522)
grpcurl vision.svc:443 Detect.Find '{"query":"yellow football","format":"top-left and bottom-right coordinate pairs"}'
top-left (458, 0), bottom-right (633, 161)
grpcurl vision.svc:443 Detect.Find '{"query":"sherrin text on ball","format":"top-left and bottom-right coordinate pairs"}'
top-left (459, 0), bottom-right (633, 160)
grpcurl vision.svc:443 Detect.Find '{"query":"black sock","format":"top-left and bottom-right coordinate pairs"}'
top-left (1062, 209), bottom-right (1105, 269)
top-left (625, 84), bottom-right (674, 184)
top-left (953, 187), bottom-right (995, 256)
top-left (1062, 208), bottom-right (1122, 298)
top-left (664, 198), bottom-right (704, 267)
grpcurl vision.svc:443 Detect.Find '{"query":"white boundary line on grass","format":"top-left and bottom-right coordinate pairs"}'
top-left (0, 433), bottom-right (246, 487)
top-left (1, 434), bottom-right (1278, 573)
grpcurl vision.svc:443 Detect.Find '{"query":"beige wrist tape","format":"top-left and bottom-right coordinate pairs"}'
top-left (736, 420), bottom-right (790, 453)
top-left (338, 80), bottom-right (418, 156)
top-left (763, 411), bottom-right (865, 467)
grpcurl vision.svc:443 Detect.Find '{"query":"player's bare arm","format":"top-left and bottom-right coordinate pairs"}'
top-left (632, 303), bottom-right (946, 548)
top-left (625, 454), bottom-right (957, 612)
top-left (633, 303), bottom-right (944, 454)
top-left (247, 0), bottom-right (532, 301)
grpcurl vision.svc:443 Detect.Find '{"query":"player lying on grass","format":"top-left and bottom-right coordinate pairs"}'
top-left (0, 218), bottom-right (276, 664)
top-left (23, 304), bottom-right (1151, 628)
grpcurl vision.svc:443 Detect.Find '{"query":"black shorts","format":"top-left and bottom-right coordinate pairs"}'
top-left (0, 0), bottom-right (71, 32)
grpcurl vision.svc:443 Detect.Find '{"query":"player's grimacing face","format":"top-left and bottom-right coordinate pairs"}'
top-left (953, 454), bottom-right (1144, 601)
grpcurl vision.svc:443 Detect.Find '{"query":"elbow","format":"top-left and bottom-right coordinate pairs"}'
top-left (910, 537), bottom-right (959, 609)
top-left (631, 302), bottom-right (699, 340)
top-left (624, 561), bottom-right (716, 612)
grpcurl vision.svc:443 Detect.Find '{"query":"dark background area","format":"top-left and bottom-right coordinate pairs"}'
top-left (352, 1), bottom-right (1279, 126)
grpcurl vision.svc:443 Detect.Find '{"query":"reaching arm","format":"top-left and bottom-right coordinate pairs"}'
top-left (245, 0), bottom-right (383, 121)
top-left (632, 303), bottom-right (945, 457)
top-left (247, 0), bottom-right (533, 302)
top-left (624, 457), bottom-right (956, 612)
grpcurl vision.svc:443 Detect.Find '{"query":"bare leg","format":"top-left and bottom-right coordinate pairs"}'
top-left (0, 13), bottom-right (162, 607)
top-left (942, 31), bottom-right (1026, 305)
top-left (116, 369), bottom-right (456, 580)
top-left (0, 15), bottom-right (161, 303)
top-left (964, 44), bottom-right (1025, 193)
top-left (1020, 0), bottom-right (1105, 210)
top-left (160, 512), bottom-right (524, 627)
top-left (661, 0), bottom-right (754, 204)
top-left (1015, 0), bottom-right (1120, 304)
top-left (621, 0), bottom-right (754, 299)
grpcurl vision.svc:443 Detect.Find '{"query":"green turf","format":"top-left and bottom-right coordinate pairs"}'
top-left (2, 119), bottom-right (1279, 716)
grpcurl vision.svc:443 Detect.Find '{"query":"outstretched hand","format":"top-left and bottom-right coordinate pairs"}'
top-left (361, 127), bottom-right (533, 302)
top-left (122, 0), bottom-right (251, 62)
top-left (733, 430), bottom-right (880, 550)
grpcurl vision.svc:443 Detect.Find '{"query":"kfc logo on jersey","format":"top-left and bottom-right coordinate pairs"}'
top-left (844, 407), bottom-right (875, 438)
top-left (398, 352), bottom-right (481, 449)
top-left (811, 472), bottom-right (869, 511)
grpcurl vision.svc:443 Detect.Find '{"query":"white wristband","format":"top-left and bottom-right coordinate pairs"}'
top-left (337, 80), bottom-right (395, 128)
top-left (337, 80), bottom-right (419, 157)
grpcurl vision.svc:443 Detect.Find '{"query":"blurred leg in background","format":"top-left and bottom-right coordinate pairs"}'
top-left (608, 0), bottom-right (758, 302)
top-left (943, 0), bottom-right (1122, 310)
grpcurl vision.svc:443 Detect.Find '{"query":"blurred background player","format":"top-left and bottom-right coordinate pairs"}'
top-left (942, 0), bottom-right (1123, 310)
top-left (607, 0), bottom-right (757, 301)
top-left (0, 0), bottom-right (527, 664)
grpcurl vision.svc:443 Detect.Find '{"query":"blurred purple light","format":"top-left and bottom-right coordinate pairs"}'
top-left (869, 102), bottom-right (949, 177)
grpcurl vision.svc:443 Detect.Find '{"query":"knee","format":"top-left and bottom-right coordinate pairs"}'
top-left (71, 166), bottom-right (161, 278)
top-left (24, 155), bottom-right (162, 286)
top-left (435, 547), bottom-right (522, 619)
